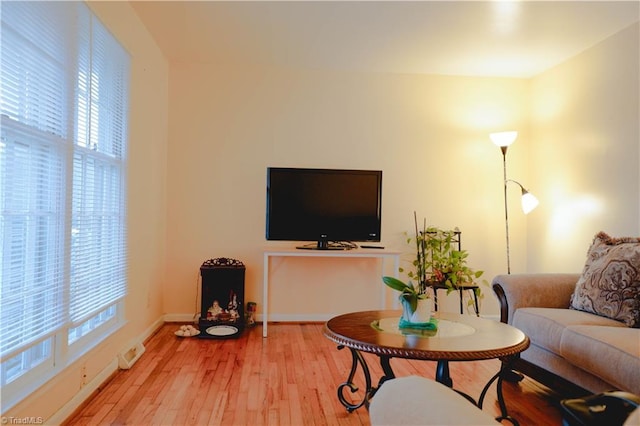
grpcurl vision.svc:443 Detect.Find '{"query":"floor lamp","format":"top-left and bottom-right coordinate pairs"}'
top-left (491, 131), bottom-right (539, 274)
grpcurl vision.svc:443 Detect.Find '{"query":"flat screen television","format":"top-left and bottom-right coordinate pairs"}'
top-left (266, 167), bottom-right (382, 250)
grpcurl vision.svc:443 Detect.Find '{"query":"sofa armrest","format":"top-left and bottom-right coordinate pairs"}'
top-left (492, 273), bottom-right (580, 324)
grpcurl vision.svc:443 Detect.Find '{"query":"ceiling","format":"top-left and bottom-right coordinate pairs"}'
top-left (129, 1), bottom-right (640, 78)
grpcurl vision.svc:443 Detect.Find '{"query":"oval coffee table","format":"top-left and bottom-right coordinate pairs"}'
top-left (323, 310), bottom-right (530, 425)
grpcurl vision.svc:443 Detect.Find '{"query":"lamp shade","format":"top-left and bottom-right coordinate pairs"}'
top-left (490, 131), bottom-right (518, 147)
top-left (521, 191), bottom-right (539, 214)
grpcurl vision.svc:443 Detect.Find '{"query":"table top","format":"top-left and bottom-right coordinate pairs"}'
top-left (323, 310), bottom-right (529, 362)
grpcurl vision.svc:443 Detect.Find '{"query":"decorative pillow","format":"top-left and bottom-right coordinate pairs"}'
top-left (570, 232), bottom-right (640, 327)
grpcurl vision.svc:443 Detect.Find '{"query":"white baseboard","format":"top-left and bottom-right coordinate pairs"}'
top-left (140, 316), bottom-right (166, 341)
top-left (259, 311), bottom-right (502, 322)
top-left (260, 313), bottom-right (333, 322)
top-left (163, 312), bottom-right (199, 323)
top-left (164, 312), bottom-right (501, 323)
top-left (261, 313), bottom-right (500, 322)
top-left (166, 312), bottom-right (336, 322)
top-left (47, 358), bottom-right (118, 425)
top-left (163, 313), bottom-right (330, 323)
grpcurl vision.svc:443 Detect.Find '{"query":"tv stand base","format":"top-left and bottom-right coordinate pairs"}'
top-left (296, 241), bottom-right (357, 250)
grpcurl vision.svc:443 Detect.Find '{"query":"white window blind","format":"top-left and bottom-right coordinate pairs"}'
top-left (0, 1), bottom-right (129, 402)
top-left (70, 7), bottom-right (129, 328)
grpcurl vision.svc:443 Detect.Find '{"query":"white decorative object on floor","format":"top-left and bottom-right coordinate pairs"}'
top-left (174, 325), bottom-right (199, 337)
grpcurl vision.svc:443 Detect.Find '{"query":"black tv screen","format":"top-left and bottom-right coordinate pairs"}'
top-left (266, 167), bottom-right (382, 249)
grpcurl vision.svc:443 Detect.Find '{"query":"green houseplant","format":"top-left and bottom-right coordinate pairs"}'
top-left (383, 213), bottom-right (487, 318)
top-left (415, 226), bottom-right (486, 295)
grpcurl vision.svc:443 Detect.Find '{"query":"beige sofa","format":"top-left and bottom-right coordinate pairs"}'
top-left (492, 273), bottom-right (640, 396)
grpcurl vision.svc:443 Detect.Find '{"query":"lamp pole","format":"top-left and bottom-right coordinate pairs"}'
top-left (491, 131), bottom-right (538, 275)
top-left (500, 145), bottom-right (512, 274)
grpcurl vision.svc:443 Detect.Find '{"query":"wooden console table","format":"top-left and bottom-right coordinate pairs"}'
top-left (262, 248), bottom-right (400, 337)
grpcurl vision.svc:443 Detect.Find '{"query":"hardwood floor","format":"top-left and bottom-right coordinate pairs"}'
top-left (65, 323), bottom-right (565, 425)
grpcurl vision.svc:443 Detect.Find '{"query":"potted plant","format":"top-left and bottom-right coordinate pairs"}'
top-left (382, 275), bottom-right (431, 324)
top-left (382, 213), bottom-right (437, 327)
top-left (383, 213), bottom-right (486, 321)
top-left (417, 226), bottom-right (486, 297)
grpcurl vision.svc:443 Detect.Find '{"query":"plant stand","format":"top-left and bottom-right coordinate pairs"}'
top-left (426, 230), bottom-right (480, 316)
top-left (432, 282), bottom-right (480, 316)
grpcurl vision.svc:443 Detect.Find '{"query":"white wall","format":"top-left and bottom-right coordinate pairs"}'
top-left (3, 2), bottom-right (170, 422)
top-left (528, 23), bottom-right (640, 272)
top-left (166, 63), bottom-right (530, 320)
top-left (164, 23), bottom-right (640, 322)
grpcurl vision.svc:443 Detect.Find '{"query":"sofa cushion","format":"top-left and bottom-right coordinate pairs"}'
top-left (513, 307), bottom-right (625, 356)
top-left (560, 326), bottom-right (640, 395)
top-left (570, 231), bottom-right (640, 327)
top-left (520, 342), bottom-right (617, 394)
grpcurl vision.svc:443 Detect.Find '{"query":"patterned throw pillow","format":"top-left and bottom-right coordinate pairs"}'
top-left (570, 232), bottom-right (640, 327)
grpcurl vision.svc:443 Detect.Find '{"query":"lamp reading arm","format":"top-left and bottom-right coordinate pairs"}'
top-left (506, 179), bottom-right (539, 214)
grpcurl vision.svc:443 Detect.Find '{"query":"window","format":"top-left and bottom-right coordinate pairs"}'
top-left (0, 2), bottom-right (129, 408)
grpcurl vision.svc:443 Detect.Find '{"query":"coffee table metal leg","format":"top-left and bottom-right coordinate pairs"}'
top-left (377, 355), bottom-right (395, 389)
top-left (336, 345), bottom-right (372, 412)
top-left (477, 359), bottom-right (520, 426)
top-left (495, 372), bottom-right (519, 425)
top-left (436, 360), bottom-right (453, 387)
top-left (335, 347), bottom-right (398, 412)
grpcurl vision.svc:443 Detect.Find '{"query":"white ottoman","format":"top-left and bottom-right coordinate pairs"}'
top-left (625, 408), bottom-right (640, 425)
top-left (369, 376), bottom-right (499, 426)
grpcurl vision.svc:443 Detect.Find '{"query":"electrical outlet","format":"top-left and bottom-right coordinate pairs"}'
top-left (81, 365), bottom-right (87, 386)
